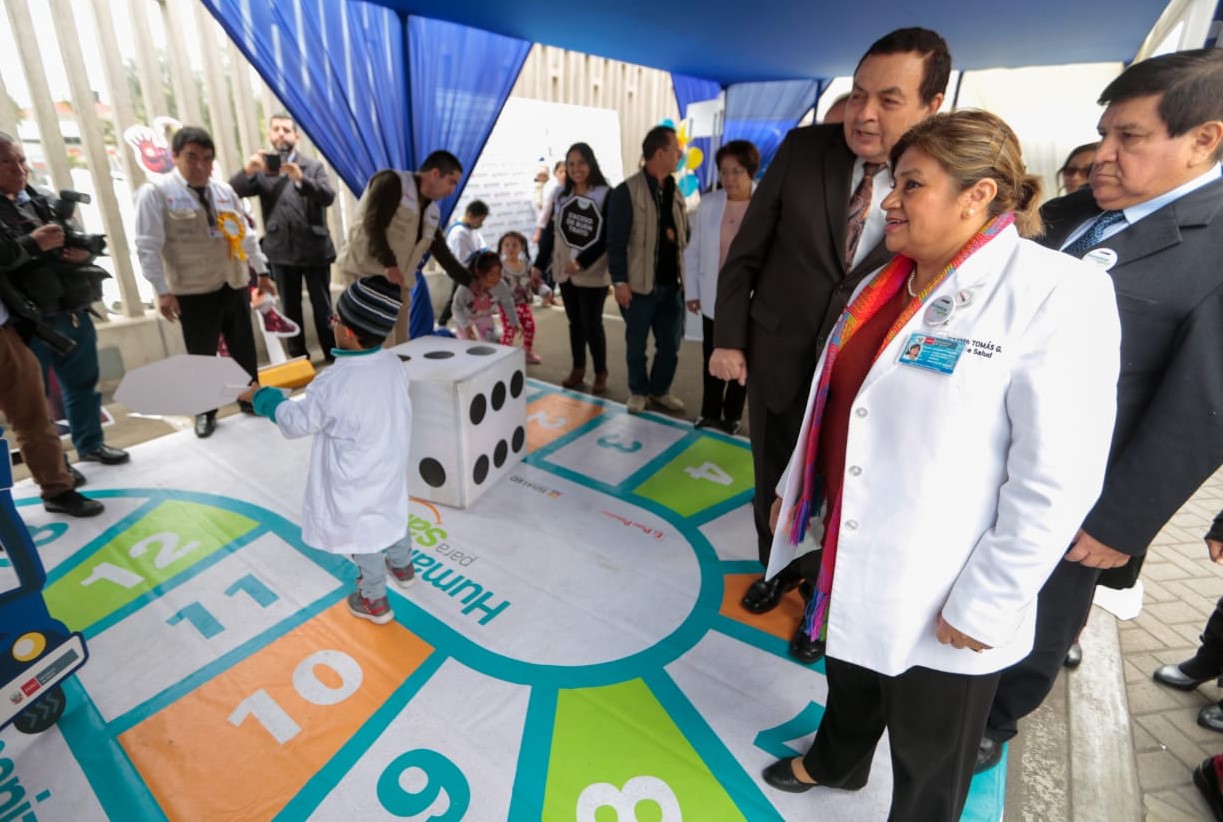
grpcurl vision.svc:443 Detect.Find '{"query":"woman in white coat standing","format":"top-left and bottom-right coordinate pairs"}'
top-left (684, 140), bottom-right (759, 434)
top-left (759, 110), bottom-right (1121, 820)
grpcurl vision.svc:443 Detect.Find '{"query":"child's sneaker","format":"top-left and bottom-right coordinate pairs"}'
top-left (386, 557), bottom-right (416, 589)
top-left (525, 349), bottom-right (542, 365)
top-left (347, 591), bottom-right (393, 624)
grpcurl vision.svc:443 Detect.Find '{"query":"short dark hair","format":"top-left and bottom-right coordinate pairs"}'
top-left (344, 324), bottom-right (386, 350)
top-left (421, 150), bottom-right (462, 176)
top-left (269, 112), bottom-right (296, 129)
top-left (715, 140), bottom-right (761, 178)
top-left (856, 27), bottom-right (952, 106)
top-left (1098, 48), bottom-right (1223, 138)
top-left (465, 200), bottom-right (489, 218)
top-left (642, 126), bottom-right (677, 162)
top-left (1059, 142), bottom-right (1099, 174)
top-left (497, 230), bottom-right (530, 258)
top-left (469, 250), bottom-right (502, 279)
top-left (172, 126), bottom-right (215, 154)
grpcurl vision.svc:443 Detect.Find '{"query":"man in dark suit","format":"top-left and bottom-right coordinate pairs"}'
top-left (231, 113), bottom-right (337, 362)
top-left (710, 28), bottom-right (950, 661)
top-left (978, 47), bottom-right (1223, 772)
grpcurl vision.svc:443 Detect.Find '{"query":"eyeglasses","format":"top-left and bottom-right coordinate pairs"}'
top-left (1061, 165), bottom-right (1092, 176)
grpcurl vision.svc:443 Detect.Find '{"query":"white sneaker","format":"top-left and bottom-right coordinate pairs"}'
top-left (626, 394), bottom-right (648, 414)
top-left (649, 394), bottom-right (685, 412)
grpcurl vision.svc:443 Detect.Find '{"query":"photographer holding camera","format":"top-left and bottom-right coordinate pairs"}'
top-left (230, 113), bottom-right (337, 363)
top-left (0, 132), bottom-right (108, 517)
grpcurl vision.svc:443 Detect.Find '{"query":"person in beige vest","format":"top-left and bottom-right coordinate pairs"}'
top-left (607, 125), bottom-right (688, 415)
top-left (336, 150), bottom-right (472, 345)
top-left (134, 126), bottom-right (271, 439)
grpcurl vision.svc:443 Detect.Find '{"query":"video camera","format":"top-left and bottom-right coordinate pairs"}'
top-left (50, 190), bottom-right (108, 257)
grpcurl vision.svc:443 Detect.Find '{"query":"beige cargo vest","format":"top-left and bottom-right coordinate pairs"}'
top-left (337, 171), bottom-right (440, 286)
top-left (624, 170), bottom-right (688, 295)
top-left (550, 185), bottom-right (611, 288)
top-left (156, 175), bottom-right (250, 295)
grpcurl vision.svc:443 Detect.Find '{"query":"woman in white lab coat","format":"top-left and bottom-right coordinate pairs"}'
top-left (683, 139), bottom-right (758, 434)
top-left (759, 110), bottom-right (1121, 820)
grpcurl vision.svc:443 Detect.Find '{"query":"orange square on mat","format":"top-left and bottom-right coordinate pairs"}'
top-left (720, 572), bottom-right (808, 641)
top-left (120, 600), bottom-right (433, 820)
top-left (526, 394), bottom-right (604, 451)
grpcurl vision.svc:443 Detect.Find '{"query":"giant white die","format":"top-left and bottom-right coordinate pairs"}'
top-left (390, 337), bottom-right (528, 508)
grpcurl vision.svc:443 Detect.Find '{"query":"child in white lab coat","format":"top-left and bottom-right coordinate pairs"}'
top-left (243, 275), bottom-right (415, 624)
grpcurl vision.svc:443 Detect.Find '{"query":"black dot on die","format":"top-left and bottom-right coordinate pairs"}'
top-left (467, 345), bottom-right (496, 356)
top-left (491, 381), bottom-right (507, 410)
top-left (396, 354), bottom-right (411, 362)
top-left (494, 439), bottom-right (508, 467)
top-left (470, 394), bottom-right (487, 425)
top-left (473, 455), bottom-right (490, 485)
top-left (424, 350), bottom-right (454, 360)
top-left (511, 425), bottom-right (525, 453)
top-left (510, 370), bottom-right (524, 398)
top-left (419, 458), bottom-right (446, 488)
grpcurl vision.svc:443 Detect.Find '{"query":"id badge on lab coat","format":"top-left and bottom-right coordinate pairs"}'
top-left (897, 332), bottom-right (965, 375)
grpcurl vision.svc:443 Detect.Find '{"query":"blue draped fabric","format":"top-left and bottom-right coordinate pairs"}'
top-left (405, 16), bottom-right (531, 336)
top-left (724, 79), bottom-right (821, 173)
top-left (672, 72), bottom-right (722, 191)
top-left (199, 3), bottom-right (529, 339)
top-left (200, 0), bottom-right (408, 194)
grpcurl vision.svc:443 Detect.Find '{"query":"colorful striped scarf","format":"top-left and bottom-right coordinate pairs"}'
top-left (790, 213), bottom-right (1015, 641)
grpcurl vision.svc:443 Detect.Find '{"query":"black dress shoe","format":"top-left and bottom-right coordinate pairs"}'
top-left (63, 455), bottom-right (85, 488)
top-left (721, 419), bottom-right (742, 435)
top-left (43, 489), bottom-right (104, 517)
top-left (762, 758), bottom-right (817, 793)
top-left (1153, 660), bottom-right (1223, 691)
top-left (741, 576), bottom-right (800, 614)
top-left (1063, 643), bottom-right (1083, 668)
top-left (790, 626), bottom-right (826, 665)
top-left (1194, 757), bottom-right (1223, 821)
top-left (693, 417), bottom-right (718, 429)
top-left (1199, 703), bottom-right (1223, 733)
top-left (195, 413), bottom-right (217, 438)
top-left (79, 444), bottom-right (130, 465)
top-left (973, 736), bottom-right (1004, 774)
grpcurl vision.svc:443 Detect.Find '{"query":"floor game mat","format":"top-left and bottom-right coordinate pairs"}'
top-left (1, 380), bottom-right (1005, 820)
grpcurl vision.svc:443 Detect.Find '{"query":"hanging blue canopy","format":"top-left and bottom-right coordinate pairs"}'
top-left (357, 0), bottom-right (1167, 84)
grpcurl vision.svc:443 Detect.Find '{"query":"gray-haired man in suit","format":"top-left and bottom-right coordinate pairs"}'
top-left (978, 47), bottom-right (1223, 773)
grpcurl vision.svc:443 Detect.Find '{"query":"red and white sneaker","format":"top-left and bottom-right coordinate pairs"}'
top-left (347, 591), bottom-right (393, 624)
top-left (386, 558), bottom-right (416, 589)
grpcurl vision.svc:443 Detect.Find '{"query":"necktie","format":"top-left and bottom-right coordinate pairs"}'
top-left (1062, 210), bottom-right (1125, 258)
top-left (844, 162), bottom-right (884, 270)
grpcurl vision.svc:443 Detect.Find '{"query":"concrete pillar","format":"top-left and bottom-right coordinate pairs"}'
top-left (193, 0), bottom-right (237, 176)
top-left (5, 0), bottom-right (73, 191)
top-left (228, 43), bottom-right (261, 164)
top-left (127, 0), bottom-right (169, 121)
top-left (160, 0), bottom-right (203, 127)
top-left (48, 0), bottom-right (143, 318)
top-left (88, 0), bottom-right (147, 192)
top-left (0, 71), bottom-right (19, 138)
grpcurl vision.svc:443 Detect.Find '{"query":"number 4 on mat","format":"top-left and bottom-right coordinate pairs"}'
top-left (683, 462), bottom-right (733, 486)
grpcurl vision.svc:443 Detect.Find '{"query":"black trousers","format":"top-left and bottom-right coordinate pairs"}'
top-left (272, 263), bottom-right (335, 360)
top-left (559, 280), bottom-right (608, 374)
top-left (177, 285), bottom-right (259, 414)
top-left (746, 375), bottom-right (806, 578)
top-left (986, 558), bottom-right (1101, 741)
top-left (700, 315), bottom-right (747, 423)
top-left (804, 657), bottom-right (1000, 822)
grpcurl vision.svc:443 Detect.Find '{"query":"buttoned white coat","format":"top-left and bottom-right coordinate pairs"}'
top-left (272, 348), bottom-right (413, 554)
top-left (770, 225), bottom-right (1121, 676)
top-left (683, 185), bottom-right (755, 319)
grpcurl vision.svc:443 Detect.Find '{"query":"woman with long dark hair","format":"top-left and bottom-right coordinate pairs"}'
top-left (533, 142), bottom-right (612, 394)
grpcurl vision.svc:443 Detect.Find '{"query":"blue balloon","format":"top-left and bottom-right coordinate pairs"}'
top-left (679, 174), bottom-right (700, 197)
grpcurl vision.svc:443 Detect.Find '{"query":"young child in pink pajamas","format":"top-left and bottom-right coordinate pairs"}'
top-left (452, 251), bottom-right (519, 343)
top-left (497, 231), bottom-right (543, 363)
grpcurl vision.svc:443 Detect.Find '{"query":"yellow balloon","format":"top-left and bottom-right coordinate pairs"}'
top-left (678, 123), bottom-right (689, 143)
top-left (686, 147), bottom-right (704, 170)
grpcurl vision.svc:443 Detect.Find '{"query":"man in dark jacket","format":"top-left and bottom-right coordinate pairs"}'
top-left (231, 113), bottom-right (337, 362)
